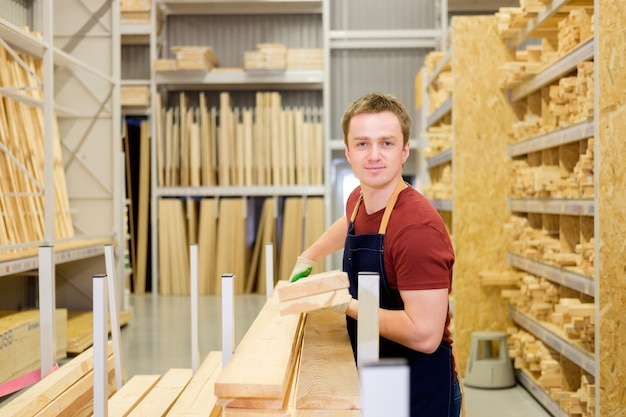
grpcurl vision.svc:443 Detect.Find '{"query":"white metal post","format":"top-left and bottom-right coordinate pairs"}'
top-left (38, 245), bottom-right (55, 378)
top-left (357, 272), bottom-right (380, 367)
top-left (265, 243), bottom-right (274, 299)
top-left (104, 244), bottom-right (124, 390)
top-left (93, 274), bottom-right (109, 417)
top-left (190, 244), bottom-right (200, 374)
top-left (360, 359), bottom-right (410, 417)
top-left (221, 274), bottom-right (235, 367)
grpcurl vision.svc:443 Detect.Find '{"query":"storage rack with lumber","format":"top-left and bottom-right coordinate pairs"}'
top-left (417, 0), bottom-right (626, 414)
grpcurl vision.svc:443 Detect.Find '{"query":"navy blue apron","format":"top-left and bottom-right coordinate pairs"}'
top-left (343, 180), bottom-right (456, 417)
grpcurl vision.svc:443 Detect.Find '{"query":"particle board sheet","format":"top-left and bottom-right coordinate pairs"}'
top-left (214, 282), bottom-right (305, 401)
top-left (0, 343), bottom-right (112, 417)
top-left (127, 369), bottom-right (193, 417)
top-left (450, 15), bottom-right (520, 374)
top-left (166, 351), bottom-right (222, 417)
top-left (598, 0), bottom-right (626, 413)
top-left (294, 311), bottom-right (360, 410)
top-left (214, 198), bottom-right (248, 294)
top-left (0, 309), bottom-right (67, 385)
top-left (105, 374), bottom-right (161, 417)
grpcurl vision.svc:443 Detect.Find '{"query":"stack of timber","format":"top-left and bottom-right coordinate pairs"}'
top-left (0, 343), bottom-right (116, 417)
top-left (509, 137), bottom-right (595, 199)
top-left (508, 328), bottom-right (595, 417)
top-left (423, 50), bottom-right (452, 112)
top-left (498, 46), bottom-right (543, 89)
top-left (420, 163), bottom-right (452, 200)
top-left (121, 0), bottom-right (151, 24)
top-left (156, 91), bottom-right (323, 188)
top-left (276, 270), bottom-right (351, 316)
top-left (0, 41), bottom-right (74, 256)
top-left (215, 283), bottom-right (360, 415)
top-left (157, 195), bottom-right (325, 295)
top-left (286, 49), bottom-right (324, 71)
top-left (0, 310), bottom-right (67, 392)
top-left (244, 44), bottom-right (287, 71)
top-left (121, 86), bottom-right (150, 107)
top-left (503, 215), bottom-right (594, 275)
top-left (421, 124), bottom-right (452, 158)
top-left (171, 46), bottom-right (219, 71)
top-left (65, 310), bottom-right (133, 355)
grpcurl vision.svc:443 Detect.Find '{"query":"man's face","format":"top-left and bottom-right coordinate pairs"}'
top-left (344, 111), bottom-right (409, 191)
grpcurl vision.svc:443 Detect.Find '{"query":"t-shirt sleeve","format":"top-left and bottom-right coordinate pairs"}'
top-left (390, 223), bottom-right (454, 291)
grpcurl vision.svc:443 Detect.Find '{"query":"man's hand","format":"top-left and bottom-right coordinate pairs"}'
top-left (289, 256), bottom-right (314, 282)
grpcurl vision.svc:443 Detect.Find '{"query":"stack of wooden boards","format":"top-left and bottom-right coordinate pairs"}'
top-left (276, 270), bottom-right (351, 316)
top-left (0, 38), bottom-right (74, 253)
top-left (155, 46), bottom-right (220, 72)
top-left (155, 91), bottom-right (323, 188)
top-left (508, 328), bottom-right (595, 417)
top-left (0, 281), bottom-right (360, 416)
top-left (215, 280), bottom-right (359, 416)
top-left (243, 44), bottom-right (324, 71)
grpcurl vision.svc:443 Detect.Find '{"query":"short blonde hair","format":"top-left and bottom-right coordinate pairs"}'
top-left (341, 92), bottom-right (412, 147)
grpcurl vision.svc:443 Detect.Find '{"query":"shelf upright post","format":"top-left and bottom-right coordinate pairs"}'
top-left (92, 274), bottom-right (109, 417)
top-left (221, 273), bottom-right (235, 367)
top-left (190, 244), bottom-right (200, 374)
top-left (38, 245), bottom-right (56, 378)
top-left (357, 272), bottom-right (380, 367)
top-left (104, 244), bottom-right (125, 390)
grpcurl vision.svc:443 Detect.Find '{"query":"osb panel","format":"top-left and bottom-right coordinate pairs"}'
top-left (598, 0), bottom-right (626, 414)
top-left (450, 15), bottom-right (519, 374)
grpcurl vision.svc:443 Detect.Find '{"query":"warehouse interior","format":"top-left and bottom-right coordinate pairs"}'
top-left (0, 0), bottom-right (624, 416)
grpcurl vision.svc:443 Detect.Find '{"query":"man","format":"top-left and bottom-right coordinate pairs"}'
top-left (289, 92), bottom-right (462, 417)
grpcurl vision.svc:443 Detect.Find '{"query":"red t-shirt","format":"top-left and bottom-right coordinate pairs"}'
top-left (346, 185), bottom-right (455, 345)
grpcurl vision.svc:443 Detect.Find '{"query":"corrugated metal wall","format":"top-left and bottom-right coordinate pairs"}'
top-left (0, 0), bottom-right (32, 28)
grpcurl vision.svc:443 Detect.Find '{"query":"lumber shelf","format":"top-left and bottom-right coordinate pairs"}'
top-left (0, 238), bottom-right (112, 277)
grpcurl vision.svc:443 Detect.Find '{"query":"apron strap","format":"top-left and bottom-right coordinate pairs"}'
top-left (378, 179), bottom-right (406, 234)
top-left (349, 179), bottom-right (407, 234)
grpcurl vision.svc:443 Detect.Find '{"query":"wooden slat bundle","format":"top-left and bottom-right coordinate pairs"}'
top-left (0, 42), bottom-right (74, 253)
top-left (215, 283), bottom-right (304, 406)
top-left (0, 343), bottom-right (113, 417)
top-left (276, 270), bottom-right (351, 316)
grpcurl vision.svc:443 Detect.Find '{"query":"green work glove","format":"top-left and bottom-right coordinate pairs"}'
top-left (289, 256), bottom-right (314, 282)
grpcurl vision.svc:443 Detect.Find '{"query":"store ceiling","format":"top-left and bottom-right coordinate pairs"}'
top-left (448, 0), bottom-right (519, 12)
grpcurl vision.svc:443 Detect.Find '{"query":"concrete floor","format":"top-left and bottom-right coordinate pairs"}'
top-left (120, 293), bottom-right (552, 417)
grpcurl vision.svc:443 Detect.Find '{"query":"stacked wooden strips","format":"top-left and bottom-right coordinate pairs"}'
top-left (156, 91), bottom-right (323, 188)
top-left (276, 270), bottom-right (351, 316)
top-left (278, 197), bottom-right (305, 281)
top-left (0, 343), bottom-right (115, 417)
top-left (0, 44), bottom-right (74, 252)
top-left (214, 198), bottom-right (247, 294)
top-left (157, 198), bottom-right (190, 295)
top-left (214, 283), bottom-right (305, 413)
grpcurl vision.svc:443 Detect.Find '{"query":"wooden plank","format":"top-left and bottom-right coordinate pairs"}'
top-left (134, 119), bottom-right (151, 294)
top-left (166, 351), bottom-right (222, 417)
top-left (198, 198), bottom-right (217, 294)
top-left (34, 354), bottom-right (116, 417)
top-left (279, 288), bottom-right (352, 316)
top-left (106, 375), bottom-right (161, 417)
top-left (0, 309), bottom-right (67, 385)
top-left (0, 344), bottom-right (111, 417)
top-left (215, 283), bottom-right (304, 400)
top-left (276, 270), bottom-right (349, 302)
top-left (127, 369), bottom-right (193, 417)
top-left (294, 311), bottom-right (360, 410)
